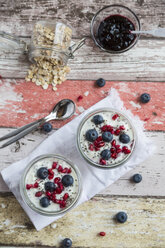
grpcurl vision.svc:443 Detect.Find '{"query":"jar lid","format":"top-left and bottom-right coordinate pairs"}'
top-left (0, 31), bottom-right (28, 52)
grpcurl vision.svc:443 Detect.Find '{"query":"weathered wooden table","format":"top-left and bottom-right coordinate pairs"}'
top-left (0, 0), bottom-right (165, 247)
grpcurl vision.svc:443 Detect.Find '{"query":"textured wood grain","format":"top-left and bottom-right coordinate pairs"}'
top-left (0, 195), bottom-right (165, 247)
top-left (0, 39), bottom-right (165, 81)
top-left (0, 80), bottom-right (164, 130)
top-left (0, 130), bottom-right (164, 197)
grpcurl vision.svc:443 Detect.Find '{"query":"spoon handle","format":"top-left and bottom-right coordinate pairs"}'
top-left (0, 117), bottom-right (45, 142)
top-left (0, 121), bottom-right (45, 149)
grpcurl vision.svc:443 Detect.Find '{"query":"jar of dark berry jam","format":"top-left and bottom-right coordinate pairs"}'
top-left (91, 5), bottom-right (140, 53)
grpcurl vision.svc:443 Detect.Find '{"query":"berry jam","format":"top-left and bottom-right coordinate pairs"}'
top-left (98, 15), bottom-right (136, 51)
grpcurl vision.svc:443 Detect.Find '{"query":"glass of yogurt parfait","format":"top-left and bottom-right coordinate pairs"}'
top-left (20, 154), bottom-right (81, 216)
top-left (77, 108), bottom-right (136, 169)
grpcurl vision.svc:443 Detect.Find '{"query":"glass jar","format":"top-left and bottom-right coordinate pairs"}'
top-left (77, 108), bottom-right (136, 169)
top-left (0, 21), bottom-right (85, 66)
top-left (91, 5), bottom-right (140, 53)
top-left (20, 154), bottom-right (82, 216)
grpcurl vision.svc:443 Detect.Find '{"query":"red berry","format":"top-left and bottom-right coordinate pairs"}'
top-left (26, 184), bottom-right (33, 190)
top-left (57, 182), bottom-right (64, 191)
top-left (77, 95), bottom-right (83, 102)
top-left (48, 169), bottom-right (54, 175)
top-left (35, 191), bottom-right (43, 197)
top-left (52, 162), bottom-right (57, 169)
top-left (111, 139), bottom-right (116, 147)
top-left (60, 200), bottom-right (66, 208)
top-left (89, 144), bottom-right (94, 151)
top-left (99, 232), bottom-right (106, 236)
top-left (62, 168), bottom-right (68, 173)
top-left (33, 182), bottom-right (39, 188)
top-left (124, 149), bottom-right (131, 154)
top-left (119, 125), bottom-right (125, 130)
top-left (100, 158), bottom-right (106, 165)
top-left (95, 147), bottom-right (100, 151)
top-left (55, 199), bottom-right (62, 204)
top-left (54, 177), bottom-right (61, 183)
top-left (58, 165), bottom-right (63, 172)
top-left (63, 193), bottom-right (69, 200)
top-left (144, 118), bottom-right (150, 121)
top-left (116, 148), bottom-right (122, 153)
top-left (122, 146), bottom-right (128, 151)
top-left (114, 129), bottom-right (121, 135)
top-left (112, 114), bottom-right (119, 120)
top-left (55, 188), bottom-right (62, 194)
top-left (115, 145), bottom-right (120, 149)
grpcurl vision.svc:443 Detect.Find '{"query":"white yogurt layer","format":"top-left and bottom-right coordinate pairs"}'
top-left (25, 157), bottom-right (79, 212)
top-left (79, 110), bottom-right (135, 167)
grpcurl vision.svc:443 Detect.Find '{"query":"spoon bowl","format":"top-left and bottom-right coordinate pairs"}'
top-left (52, 99), bottom-right (75, 120)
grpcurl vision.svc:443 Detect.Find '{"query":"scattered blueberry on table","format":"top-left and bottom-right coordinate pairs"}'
top-left (96, 78), bottom-right (106, 87)
top-left (42, 122), bottom-right (53, 132)
top-left (132, 173), bottom-right (142, 183)
top-left (62, 238), bottom-right (72, 248)
top-left (116, 211), bottom-right (127, 223)
top-left (140, 93), bottom-right (151, 103)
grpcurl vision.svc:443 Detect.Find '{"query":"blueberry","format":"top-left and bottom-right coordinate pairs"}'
top-left (119, 133), bottom-right (130, 144)
top-left (102, 132), bottom-right (113, 142)
top-left (101, 149), bottom-right (111, 160)
top-left (40, 197), bottom-right (50, 208)
top-left (62, 175), bottom-right (74, 187)
top-left (85, 129), bottom-right (98, 142)
top-left (42, 123), bottom-right (53, 132)
top-left (44, 182), bottom-right (56, 192)
top-left (37, 167), bottom-right (48, 179)
top-left (116, 211), bottom-right (127, 223)
top-left (132, 173), bottom-right (142, 183)
top-left (140, 93), bottom-right (151, 103)
top-left (62, 238), bottom-right (72, 248)
top-left (96, 78), bottom-right (106, 87)
top-left (93, 115), bottom-right (104, 125)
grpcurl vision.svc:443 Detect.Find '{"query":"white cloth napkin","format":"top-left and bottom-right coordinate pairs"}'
top-left (1, 88), bottom-right (155, 231)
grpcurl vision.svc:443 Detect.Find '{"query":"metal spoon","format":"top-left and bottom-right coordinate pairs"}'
top-left (0, 99), bottom-right (75, 149)
top-left (131, 28), bottom-right (165, 37)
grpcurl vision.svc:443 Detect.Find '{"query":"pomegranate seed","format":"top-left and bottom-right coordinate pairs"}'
top-left (111, 153), bottom-right (117, 159)
top-left (123, 149), bottom-right (131, 154)
top-left (110, 130), bottom-right (115, 134)
top-left (33, 182), bottom-right (39, 188)
top-left (63, 193), bottom-right (69, 200)
top-left (111, 140), bottom-right (116, 147)
top-left (35, 191), bottom-right (43, 197)
top-left (95, 147), bottom-right (100, 151)
top-left (89, 144), bottom-right (94, 151)
top-left (97, 136), bottom-right (103, 142)
top-left (144, 118), bottom-right (150, 121)
top-left (48, 169), bottom-right (54, 175)
top-left (114, 129), bottom-right (120, 136)
top-left (122, 146), bottom-right (128, 152)
top-left (58, 165), bottom-right (63, 172)
top-left (101, 125), bottom-right (108, 132)
top-left (100, 158), bottom-right (106, 165)
top-left (60, 200), bottom-right (66, 208)
top-left (99, 232), bottom-right (106, 236)
top-left (62, 168), bottom-right (68, 173)
top-left (115, 145), bottom-right (120, 149)
top-left (112, 114), bottom-right (119, 120)
top-left (48, 175), bottom-right (54, 180)
top-left (50, 194), bottom-right (56, 201)
top-left (116, 148), bottom-right (122, 153)
top-left (55, 199), bottom-right (62, 204)
top-left (77, 95), bottom-right (83, 102)
top-left (67, 168), bottom-right (72, 174)
top-left (54, 177), bottom-right (61, 183)
top-left (119, 125), bottom-right (125, 130)
top-left (110, 147), bottom-right (116, 153)
top-left (26, 184), bottom-right (33, 190)
top-left (46, 191), bottom-right (52, 197)
top-left (57, 182), bottom-right (64, 190)
top-left (55, 188), bottom-right (62, 194)
top-left (52, 162), bottom-right (57, 169)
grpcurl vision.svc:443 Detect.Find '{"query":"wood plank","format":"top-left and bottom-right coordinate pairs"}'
top-left (0, 130), bottom-right (164, 197)
top-left (0, 39), bottom-right (165, 81)
top-left (0, 0), bottom-right (165, 37)
top-left (0, 195), bottom-right (164, 247)
top-left (0, 80), bottom-right (164, 130)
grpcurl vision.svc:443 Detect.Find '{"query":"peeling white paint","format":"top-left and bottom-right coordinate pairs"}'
top-left (3, 219), bottom-right (10, 226)
top-left (11, 224), bottom-right (26, 229)
top-left (84, 91), bottom-right (89, 96)
top-left (4, 230), bottom-right (15, 234)
top-left (0, 203), bottom-right (6, 208)
top-left (56, 92), bottom-right (59, 96)
top-left (31, 113), bottom-right (41, 119)
top-left (16, 109), bottom-right (26, 113)
top-left (51, 223), bottom-right (57, 229)
top-left (129, 101), bottom-right (141, 109)
top-left (101, 90), bottom-right (105, 94)
top-left (118, 83), bottom-right (132, 93)
top-left (0, 80), bottom-right (23, 109)
top-left (77, 106), bottom-right (85, 113)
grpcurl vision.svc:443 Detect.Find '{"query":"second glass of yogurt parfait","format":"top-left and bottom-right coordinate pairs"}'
top-left (77, 108), bottom-right (136, 169)
top-left (20, 154), bottom-right (81, 216)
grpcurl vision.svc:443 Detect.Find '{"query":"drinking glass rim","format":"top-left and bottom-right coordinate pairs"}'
top-left (90, 4), bottom-right (141, 54)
